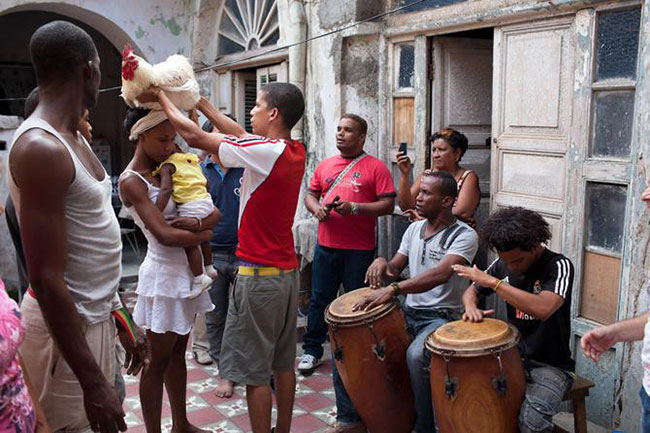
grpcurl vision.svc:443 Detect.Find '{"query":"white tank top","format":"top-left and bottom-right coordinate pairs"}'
top-left (9, 118), bottom-right (122, 323)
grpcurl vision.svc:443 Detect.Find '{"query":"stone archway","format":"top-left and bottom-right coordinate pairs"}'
top-left (0, 3), bottom-right (143, 57)
top-left (0, 6), bottom-right (141, 175)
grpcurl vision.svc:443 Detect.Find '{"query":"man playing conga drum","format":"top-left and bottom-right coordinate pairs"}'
top-left (354, 170), bottom-right (478, 433)
top-left (453, 206), bottom-right (575, 433)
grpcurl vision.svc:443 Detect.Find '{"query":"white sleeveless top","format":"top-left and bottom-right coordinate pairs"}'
top-left (9, 118), bottom-right (122, 323)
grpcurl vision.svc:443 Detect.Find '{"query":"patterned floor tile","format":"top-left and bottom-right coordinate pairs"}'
top-left (122, 344), bottom-right (338, 432)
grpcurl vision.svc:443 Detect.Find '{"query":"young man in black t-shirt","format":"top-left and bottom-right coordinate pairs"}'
top-left (453, 206), bottom-right (574, 433)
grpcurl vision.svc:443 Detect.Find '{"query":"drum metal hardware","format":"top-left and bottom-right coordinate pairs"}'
top-left (442, 351), bottom-right (458, 399)
top-left (330, 325), bottom-right (344, 361)
top-left (490, 348), bottom-right (508, 397)
top-left (365, 320), bottom-right (386, 361)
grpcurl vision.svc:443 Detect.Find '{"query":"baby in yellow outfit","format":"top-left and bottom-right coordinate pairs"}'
top-left (153, 150), bottom-right (218, 296)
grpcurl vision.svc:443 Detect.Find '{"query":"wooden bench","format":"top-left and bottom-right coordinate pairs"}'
top-left (553, 376), bottom-right (595, 433)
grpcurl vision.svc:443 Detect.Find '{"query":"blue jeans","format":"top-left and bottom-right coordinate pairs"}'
top-left (302, 245), bottom-right (374, 424)
top-left (205, 248), bottom-right (238, 364)
top-left (519, 362), bottom-right (573, 433)
top-left (303, 245), bottom-right (375, 359)
top-left (641, 386), bottom-right (650, 432)
top-left (404, 306), bottom-right (459, 433)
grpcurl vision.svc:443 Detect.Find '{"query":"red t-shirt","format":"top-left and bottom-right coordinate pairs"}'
top-left (309, 153), bottom-right (396, 250)
top-left (219, 135), bottom-right (306, 269)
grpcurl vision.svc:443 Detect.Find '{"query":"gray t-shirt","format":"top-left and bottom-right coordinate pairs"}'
top-left (397, 219), bottom-right (478, 310)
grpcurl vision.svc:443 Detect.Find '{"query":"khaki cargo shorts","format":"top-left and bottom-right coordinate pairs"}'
top-left (219, 270), bottom-right (298, 386)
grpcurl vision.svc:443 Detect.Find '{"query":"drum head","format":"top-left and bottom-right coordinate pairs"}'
top-left (325, 287), bottom-right (396, 326)
top-left (425, 318), bottom-right (519, 356)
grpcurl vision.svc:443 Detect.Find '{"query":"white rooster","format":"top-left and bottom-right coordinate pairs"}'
top-left (120, 45), bottom-right (200, 111)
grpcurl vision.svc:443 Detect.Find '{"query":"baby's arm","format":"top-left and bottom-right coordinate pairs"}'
top-left (155, 163), bottom-right (176, 212)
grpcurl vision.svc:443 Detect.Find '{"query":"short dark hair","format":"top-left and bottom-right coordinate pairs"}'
top-left (30, 21), bottom-right (97, 85)
top-left (481, 206), bottom-right (551, 252)
top-left (260, 82), bottom-right (304, 130)
top-left (431, 128), bottom-right (469, 160)
top-left (340, 113), bottom-right (368, 136)
top-left (421, 170), bottom-right (458, 200)
top-left (202, 120), bottom-right (213, 133)
top-left (24, 87), bottom-right (39, 118)
top-left (124, 107), bottom-right (151, 141)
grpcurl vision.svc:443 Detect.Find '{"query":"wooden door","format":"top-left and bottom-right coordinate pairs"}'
top-left (491, 17), bottom-right (574, 253)
top-left (431, 37), bottom-right (493, 226)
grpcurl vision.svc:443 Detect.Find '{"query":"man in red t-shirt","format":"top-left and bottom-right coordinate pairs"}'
top-left (299, 114), bottom-right (395, 432)
top-left (150, 82), bottom-right (305, 433)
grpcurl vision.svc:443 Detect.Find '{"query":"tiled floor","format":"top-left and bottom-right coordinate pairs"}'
top-left (121, 348), bottom-right (338, 433)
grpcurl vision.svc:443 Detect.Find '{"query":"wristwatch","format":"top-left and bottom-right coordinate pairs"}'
top-left (351, 202), bottom-right (360, 215)
top-left (389, 282), bottom-right (402, 296)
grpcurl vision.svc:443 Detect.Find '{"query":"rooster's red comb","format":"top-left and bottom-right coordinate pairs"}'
top-left (122, 44), bottom-right (134, 60)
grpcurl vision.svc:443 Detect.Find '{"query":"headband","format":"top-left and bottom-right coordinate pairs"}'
top-left (128, 110), bottom-right (168, 141)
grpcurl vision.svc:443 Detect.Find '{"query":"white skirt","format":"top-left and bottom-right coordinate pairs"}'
top-left (133, 292), bottom-right (213, 335)
top-left (134, 252), bottom-right (214, 334)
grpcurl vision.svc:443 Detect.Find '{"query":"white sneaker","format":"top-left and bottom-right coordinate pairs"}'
top-left (297, 354), bottom-right (320, 375)
top-left (204, 264), bottom-right (219, 279)
top-left (188, 274), bottom-right (212, 299)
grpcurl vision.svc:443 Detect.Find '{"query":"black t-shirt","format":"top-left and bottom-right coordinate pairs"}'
top-left (477, 249), bottom-right (575, 371)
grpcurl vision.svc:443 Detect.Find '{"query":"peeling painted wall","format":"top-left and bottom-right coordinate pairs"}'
top-left (0, 0), bottom-right (196, 62)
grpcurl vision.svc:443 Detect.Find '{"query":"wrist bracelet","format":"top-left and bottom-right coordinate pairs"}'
top-left (195, 217), bottom-right (202, 231)
top-left (390, 282), bottom-right (402, 296)
top-left (493, 279), bottom-right (503, 292)
top-left (112, 308), bottom-right (137, 344)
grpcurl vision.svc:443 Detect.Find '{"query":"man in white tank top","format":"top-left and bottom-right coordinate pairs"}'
top-left (581, 184), bottom-right (650, 432)
top-left (9, 21), bottom-right (148, 433)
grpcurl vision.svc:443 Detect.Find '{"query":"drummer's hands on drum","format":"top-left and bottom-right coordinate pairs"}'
top-left (352, 286), bottom-right (394, 312)
top-left (462, 306), bottom-right (495, 323)
top-left (452, 264), bottom-right (498, 288)
top-left (365, 258), bottom-right (389, 289)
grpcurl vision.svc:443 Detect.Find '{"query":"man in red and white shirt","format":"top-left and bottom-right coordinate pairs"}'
top-left (299, 114), bottom-right (395, 433)
top-left (152, 82), bottom-right (305, 433)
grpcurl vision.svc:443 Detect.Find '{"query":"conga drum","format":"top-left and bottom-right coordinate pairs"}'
top-left (425, 319), bottom-right (525, 433)
top-left (325, 288), bottom-right (415, 433)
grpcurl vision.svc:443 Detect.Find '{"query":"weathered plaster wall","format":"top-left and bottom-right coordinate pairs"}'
top-left (340, 34), bottom-right (380, 158)
top-left (0, 0), bottom-right (196, 62)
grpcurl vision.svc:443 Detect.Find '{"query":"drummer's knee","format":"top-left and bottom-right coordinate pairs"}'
top-left (406, 340), bottom-right (426, 371)
top-left (519, 396), bottom-right (555, 433)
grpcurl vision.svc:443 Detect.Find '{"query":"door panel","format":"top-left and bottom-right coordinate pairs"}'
top-left (492, 18), bottom-right (574, 253)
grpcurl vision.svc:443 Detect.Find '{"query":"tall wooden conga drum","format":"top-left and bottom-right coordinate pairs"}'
top-left (325, 288), bottom-right (415, 433)
top-left (425, 319), bottom-right (525, 433)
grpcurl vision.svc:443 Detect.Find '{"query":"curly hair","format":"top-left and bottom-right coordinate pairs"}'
top-left (480, 207), bottom-right (551, 252)
top-left (430, 127), bottom-right (469, 160)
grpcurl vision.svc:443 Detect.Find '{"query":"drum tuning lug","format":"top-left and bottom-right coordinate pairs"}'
top-left (445, 377), bottom-right (459, 399)
top-left (491, 376), bottom-right (508, 397)
top-left (373, 342), bottom-right (386, 360)
top-left (365, 321), bottom-right (386, 362)
top-left (334, 346), bottom-right (344, 361)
